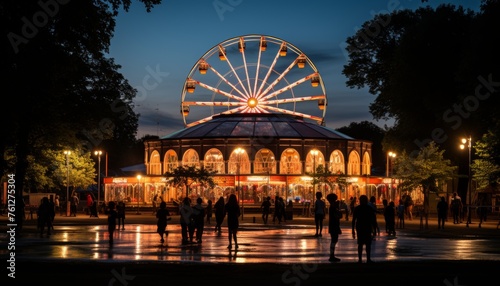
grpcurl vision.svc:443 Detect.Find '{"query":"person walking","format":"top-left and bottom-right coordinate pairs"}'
top-left (192, 197), bottom-right (206, 243)
top-left (326, 193), bottom-right (342, 262)
top-left (384, 201), bottom-right (397, 236)
top-left (436, 196), bottom-right (448, 230)
top-left (107, 201), bottom-right (118, 244)
top-left (116, 201), bottom-right (126, 230)
top-left (156, 201), bottom-right (171, 243)
top-left (352, 195), bottom-right (377, 263)
top-left (225, 194), bottom-right (240, 249)
top-left (86, 193), bottom-right (93, 216)
top-left (37, 197), bottom-right (54, 237)
top-left (179, 197), bottom-right (194, 244)
top-left (55, 195), bottom-right (61, 216)
top-left (70, 193), bottom-right (79, 216)
top-left (451, 192), bottom-right (462, 224)
top-left (314, 192), bottom-right (326, 237)
top-left (205, 199), bottom-right (213, 225)
top-left (261, 196), bottom-right (271, 224)
top-left (397, 199), bottom-right (405, 228)
top-left (214, 196), bottom-right (225, 234)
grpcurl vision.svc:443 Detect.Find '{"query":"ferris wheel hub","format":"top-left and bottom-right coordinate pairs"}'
top-left (247, 97), bottom-right (258, 109)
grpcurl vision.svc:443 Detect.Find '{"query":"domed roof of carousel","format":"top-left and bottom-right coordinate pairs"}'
top-left (161, 113), bottom-right (354, 140)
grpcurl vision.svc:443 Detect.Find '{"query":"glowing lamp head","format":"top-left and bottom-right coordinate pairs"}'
top-left (247, 97), bottom-right (258, 108)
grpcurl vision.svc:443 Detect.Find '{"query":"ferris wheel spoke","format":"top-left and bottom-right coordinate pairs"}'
top-left (239, 37), bottom-right (254, 96)
top-left (264, 95), bottom-right (326, 105)
top-left (207, 64), bottom-right (248, 100)
top-left (219, 45), bottom-right (251, 98)
top-left (182, 101), bottom-right (245, 107)
top-left (258, 53), bottom-right (305, 99)
top-left (261, 105), bottom-right (324, 122)
top-left (255, 41), bottom-right (285, 98)
top-left (253, 36), bottom-right (265, 97)
top-left (186, 106), bottom-right (247, 128)
top-left (194, 80), bottom-right (246, 102)
top-left (260, 73), bottom-right (319, 102)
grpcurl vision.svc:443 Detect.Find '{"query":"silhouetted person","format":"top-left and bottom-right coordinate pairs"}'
top-left (179, 197), bottom-right (194, 244)
top-left (156, 201), bottom-right (171, 243)
top-left (193, 197), bottom-right (205, 243)
top-left (326, 193), bottom-right (342, 262)
top-left (107, 201), bottom-right (117, 244)
top-left (37, 197), bottom-right (54, 237)
top-left (214, 196), bottom-right (225, 234)
top-left (397, 199), bottom-right (405, 228)
top-left (261, 196), bottom-right (271, 224)
top-left (451, 192), bottom-right (462, 224)
top-left (205, 199), bottom-right (213, 225)
top-left (368, 195), bottom-right (380, 236)
top-left (116, 201), bottom-right (125, 229)
top-left (225, 194), bottom-right (240, 249)
top-left (314, 192), bottom-right (325, 237)
top-left (477, 196), bottom-right (488, 228)
top-left (352, 195), bottom-right (377, 263)
top-left (384, 201), bottom-right (396, 236)
top-left (382, 199), bottom-right (389, 233)
top-left (275, 196), bottom-right (286, 224)
top-left (437, 196), bottom-right (448, 229)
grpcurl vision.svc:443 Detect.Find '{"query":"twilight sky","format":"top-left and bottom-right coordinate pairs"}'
top-left (108, 0), bottom-right (481, 138)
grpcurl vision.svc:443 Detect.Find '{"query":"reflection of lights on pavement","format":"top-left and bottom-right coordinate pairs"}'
top-left (61, 246), bottom-right (68, 258)
top-left (386, 238), bottom-right (398, 260)
top-left (62, 232), bottom-right (68, 242)
top-left (454, 240), bottom-right (473, 258)
top-left (135, 226), bottom-right (142, 260)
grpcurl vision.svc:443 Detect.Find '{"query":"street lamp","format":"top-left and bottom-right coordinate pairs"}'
top-left (136, 174), bottom-right (142, 215)
top-left (235, 147), bottom-right (245, 219)
top-left (460, 137), bottom-right (472, 227)
top-left (386, 151), bottom-right (396, 177)
top-left (63, 150), bottom-right (71, 216)
top-left (94, 150), bottom-right (102, 214)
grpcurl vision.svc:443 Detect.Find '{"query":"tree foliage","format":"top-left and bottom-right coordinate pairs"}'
top-left (342, 1), bottom-right (500, 158)
top-left (393, 142), bottom-right (457, 228)
top-left (165, 166), bottom-right (216, 198)
top-left (1, 0), bottom-right (162, 229)
top-left (471, 131), bottom-right (500, 191)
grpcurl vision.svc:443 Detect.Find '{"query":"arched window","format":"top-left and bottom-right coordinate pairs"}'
top-left (280, 148), bottom-right (301, 174)
top-left (362, 152), bottom-right (371, 175)
top-left (204, 148), bottom-right (225, 173)
top-left (347, 151), bottom-right (360, 175)
top-left (149, 151), bottom-right (161, 175)
top-left (164, 150), bottom-right (178, 173)
top-left (329, 150), bottom-right (345, 174)
top-left (254, 148), bottom-right (276, 174)
top-left (182, 149), bottom-right (200, 168)
top-left (228, 148), bottom-right (250, 174)
top-left (305, 149), bottom-right (325, 173)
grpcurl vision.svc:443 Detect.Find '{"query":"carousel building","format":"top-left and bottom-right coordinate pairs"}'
top-left (103, 34), bottom-right (405, 208)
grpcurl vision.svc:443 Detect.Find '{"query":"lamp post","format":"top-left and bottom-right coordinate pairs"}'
top-left (94, 150), bottom-right (102, 213)
top-left (235, 148), bottom-right (245, 219)
top-left (386, 151), bottom-right (396, 177)
top-left (460, 137), bottom-right (472, 227)
top-left (136, 175), bottom-right (142, 215)
top-left (63, 150), bottom-right (71, 216)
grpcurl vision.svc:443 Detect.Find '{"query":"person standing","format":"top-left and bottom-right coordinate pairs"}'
top-left (451, 192), bottom-right (462, 224)
top-left (352, 195), bottom-right (377, 263)
top-left (37, 197), bottom-right (54, 237)
top-left (205, 199), bottom-right (213, 225)
top-left (107, 201), bottom-right (118, 244)
top-left (116, 201), bottom-right (126, 230)
top-left (179, 197), bottom-right (194, 244)
top-left (368, 196), bottom-right (380, 236)
top-left (55, 195), bottom-right (61, 216)
top-left (397, 199), bottom-right (405, 228)
top-left (437, 196), bottom-right (448, 230)
top-left (326, 193), bottom-right (342, 262)
top-left (86, 193), bottom-right (93, 216)
top-left (225, 194), bottom-right (240, 249)
top-left (156, 201), bottom-right (171, 243)
top-left (192, 197), bottom-right (205, 243)
top-left (261, 196), bottom-right (271, 224)
top-left (314, 192), bottom-right (326, 237)
top-left (384, 201), bottom-right (397, 236)
top-left (214, 196), bottom-right (225, 234)
top-left (70, 193), bottom-right (79, 216)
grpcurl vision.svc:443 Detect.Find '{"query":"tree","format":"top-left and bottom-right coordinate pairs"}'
top-left (393, 142), bottom-right (457, 229)
top-left (471, 131), bottom-right (500, 191)
top-left (1, 0), bottom-right (162, 230)
top-left (342, 2), bottom-right (500, 158)
top-left (165, 166), bottom-right (216, 198)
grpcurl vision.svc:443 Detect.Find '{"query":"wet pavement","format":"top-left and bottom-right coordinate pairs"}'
top-left (3, 213), bottom-right (500, 264)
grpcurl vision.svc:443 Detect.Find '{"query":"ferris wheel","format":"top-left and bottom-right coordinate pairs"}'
top-left (180, 34), bottom-right (328, 127)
